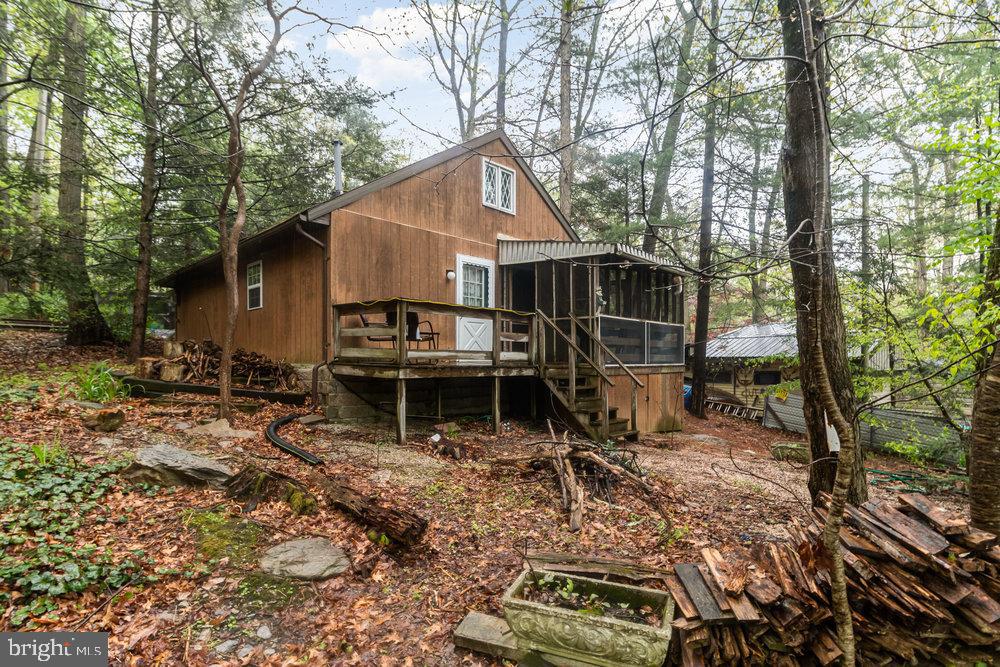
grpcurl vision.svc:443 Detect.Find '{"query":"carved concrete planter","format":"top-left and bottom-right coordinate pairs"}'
top-left (502, 570), bottom-right (674, 667)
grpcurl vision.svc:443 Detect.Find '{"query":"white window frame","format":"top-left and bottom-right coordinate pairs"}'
top-left (482, 158), bottom-right (516, 215)
top-left (246, 260), bottom-right (263, 311)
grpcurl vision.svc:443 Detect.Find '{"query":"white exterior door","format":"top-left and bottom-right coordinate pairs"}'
top-left (456, 254), bottom-right (495, 351)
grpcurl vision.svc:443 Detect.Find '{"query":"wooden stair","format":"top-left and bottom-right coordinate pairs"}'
top-left (541, 367), bottom-right (636, 442)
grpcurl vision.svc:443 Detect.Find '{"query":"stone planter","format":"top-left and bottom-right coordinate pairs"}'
top-left (502, 569), bottom-right (674, 667)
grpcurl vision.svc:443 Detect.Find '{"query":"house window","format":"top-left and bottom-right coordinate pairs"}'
top-left (483, 159), bottom-right (515, 214)
top-left (462, 263), bottom-right (488, 307)
top-left (246, 261), bottom-right (262, 310)
top-left (754, 370), bottom-right (782, 386)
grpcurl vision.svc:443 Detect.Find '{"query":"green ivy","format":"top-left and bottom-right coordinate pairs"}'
top-left (0, 440), bottom-right (148, 626)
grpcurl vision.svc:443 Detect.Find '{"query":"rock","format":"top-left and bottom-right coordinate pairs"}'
top-left (95, 436), bottom-right (119, 447)
top-left (124, 443), bottom-right (233, 488)
top-left (298, 414), bottom-right (325, 426)
top-left (173, 421), bottom-right (192, 431)
top-left (188, 418), bottom-right (257, 440)
top-left (772, 441), bottom-right (810, 464)
top-left (256, 625), bottom-right (272, 640)
top-left (215, 639), bottom-right (237, 654)
top-left (259, 537), bottom-right (350, 580)
top-left (236, 645), bottom-right (254, 660)
top-left (82, 408), bottom-right (126, 432)
top-left (264, 648), bottom-right (276, 657)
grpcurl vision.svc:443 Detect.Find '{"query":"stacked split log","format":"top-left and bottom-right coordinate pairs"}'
top-left (670, 493), bottom-right (999, 665)
top-left (138, 339), bottom-right (302, 391)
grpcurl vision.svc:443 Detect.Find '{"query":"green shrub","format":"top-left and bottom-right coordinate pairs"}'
top-left (73, 363), bottom-right (129, 403)
top-left (0, 291), bottom-right (66, 322)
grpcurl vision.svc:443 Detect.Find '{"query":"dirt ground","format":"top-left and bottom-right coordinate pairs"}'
top-left (0, 331), bottom-right (969, 665)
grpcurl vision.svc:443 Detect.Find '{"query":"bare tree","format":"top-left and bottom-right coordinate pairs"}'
top-left (641, 0), bottom-right (700, 253)
top-left (168, 0), bottom-right (287, 421)
top-left (413, 0), bottom-right (518, 140)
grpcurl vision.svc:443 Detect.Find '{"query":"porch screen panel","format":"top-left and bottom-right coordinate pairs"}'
top-left (647, 322), bottom-right (685, 365)
top-left (599, 316), bottom-right (645, 364)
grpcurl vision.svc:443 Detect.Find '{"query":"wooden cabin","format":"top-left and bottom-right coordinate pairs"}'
top-left (162, 130), bottom-right (687, 442)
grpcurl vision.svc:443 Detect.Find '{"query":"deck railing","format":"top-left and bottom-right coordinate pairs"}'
top-left (331, 297), bottom-right (536, 367)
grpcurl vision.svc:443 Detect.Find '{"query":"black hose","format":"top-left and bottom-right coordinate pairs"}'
top-left (266, 414), bottom-right (323, 465)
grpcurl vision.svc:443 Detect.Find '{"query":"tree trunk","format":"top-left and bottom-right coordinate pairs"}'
top-left (780, 1), bottom-right (862, 658)
top-left (688, 0), bottom-right (719, 420)
top-left (641, 1), bottom-right (700, 253)
top-left (496, 0), bottom-right (508, 130)
top-left (971, 331), bottom-right (1000, 534)
top-left (971, 201), bottom-right (1000, 532)
top-left (57, 5), bottom-right (113, 346)
top-left (0, 3), bottom-right (8, 293)
top-left (777, 0), bottom-right (865, 507)
top-left (128, 3), bottom-right (161, 362)
top-left (558, 0), bottom-right (572, 218)
top-left (757, 166), bottom-right (779, 301)
top-left (748, 137), bottom-right (763, 323)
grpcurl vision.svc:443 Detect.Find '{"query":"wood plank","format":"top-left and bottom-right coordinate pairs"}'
top-left (957, 528), bottom-right (999, 552)
top-left (674, 563), bottom-right (727, 622)
top-left (700, 551), bottom-right (759, 622)
top-left (897, 493), bottom-right (969, 535)
top-left (339, 326), bottom-right (396, 337)
top-left (745, 572), bottom-right (783, 606)
top-left (338, 347), bottom-right (398, 360)
top-left (862, 499), bottom-right (951, 555)
top-left (664, 573), bottom-right (700, 620)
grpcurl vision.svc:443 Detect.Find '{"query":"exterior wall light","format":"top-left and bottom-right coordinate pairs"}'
top-left (446, 269), bottom-right (456, 281)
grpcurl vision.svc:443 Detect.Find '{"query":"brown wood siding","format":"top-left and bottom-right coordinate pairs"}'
top-left (174, 228), bottom-right (323, 363)
top-left (606, 371), bottom-right (684, 432)
top-left (328, 137), bottom-right (572, 350)
top-left (174, 137), bottom-right (571, 362)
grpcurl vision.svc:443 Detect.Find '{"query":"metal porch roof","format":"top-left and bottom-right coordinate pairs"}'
top-left (498, 240), bottom-right (687, 274)
top-left (704, 323), bottom-right (798, 359)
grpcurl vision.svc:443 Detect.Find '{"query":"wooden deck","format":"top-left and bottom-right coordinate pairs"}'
top-left (329, 298), bottom-right (646, 444)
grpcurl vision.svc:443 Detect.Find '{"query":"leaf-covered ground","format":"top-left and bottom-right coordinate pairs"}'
top-left (0, 331), bottom-right (966, 665)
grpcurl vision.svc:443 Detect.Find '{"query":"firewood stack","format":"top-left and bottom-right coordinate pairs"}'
top-left (668, 493), bottom-right (999, 665)
top-left (139, 339), bottom-right (302, 391)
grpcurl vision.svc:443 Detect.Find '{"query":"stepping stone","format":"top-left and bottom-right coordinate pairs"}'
top-left (298, 414), bottom-right (326, 426)
top-left (124, 443), bottom-right (233, 488)
top-left (188, 418), bottom-right (257, 440)
top-left (259, 537), bottom-right (350, 580)
top-left (256, 625), bottom-right (272, 640)
top-left (453, 612), bottom-right (526, 661)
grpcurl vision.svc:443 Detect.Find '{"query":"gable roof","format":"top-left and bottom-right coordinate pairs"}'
top-left (304, 129), bottom-right (579, 239)
top-left (159, 130), bottom-right (578, 287)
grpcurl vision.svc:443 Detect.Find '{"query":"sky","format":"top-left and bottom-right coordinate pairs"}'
top-left (298, 0), bottom-right (513, 158)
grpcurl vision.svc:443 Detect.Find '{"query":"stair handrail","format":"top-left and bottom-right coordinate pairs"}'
top-left (535, 310), bottom-right (615, 387)
top-left (569, 314), bottom-right (644, 389)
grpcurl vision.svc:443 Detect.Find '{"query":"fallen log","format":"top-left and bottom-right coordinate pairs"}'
top-left (314, 475), bottom-right (428, 547)
top-left (224, 464), bottom-right (317, 514)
